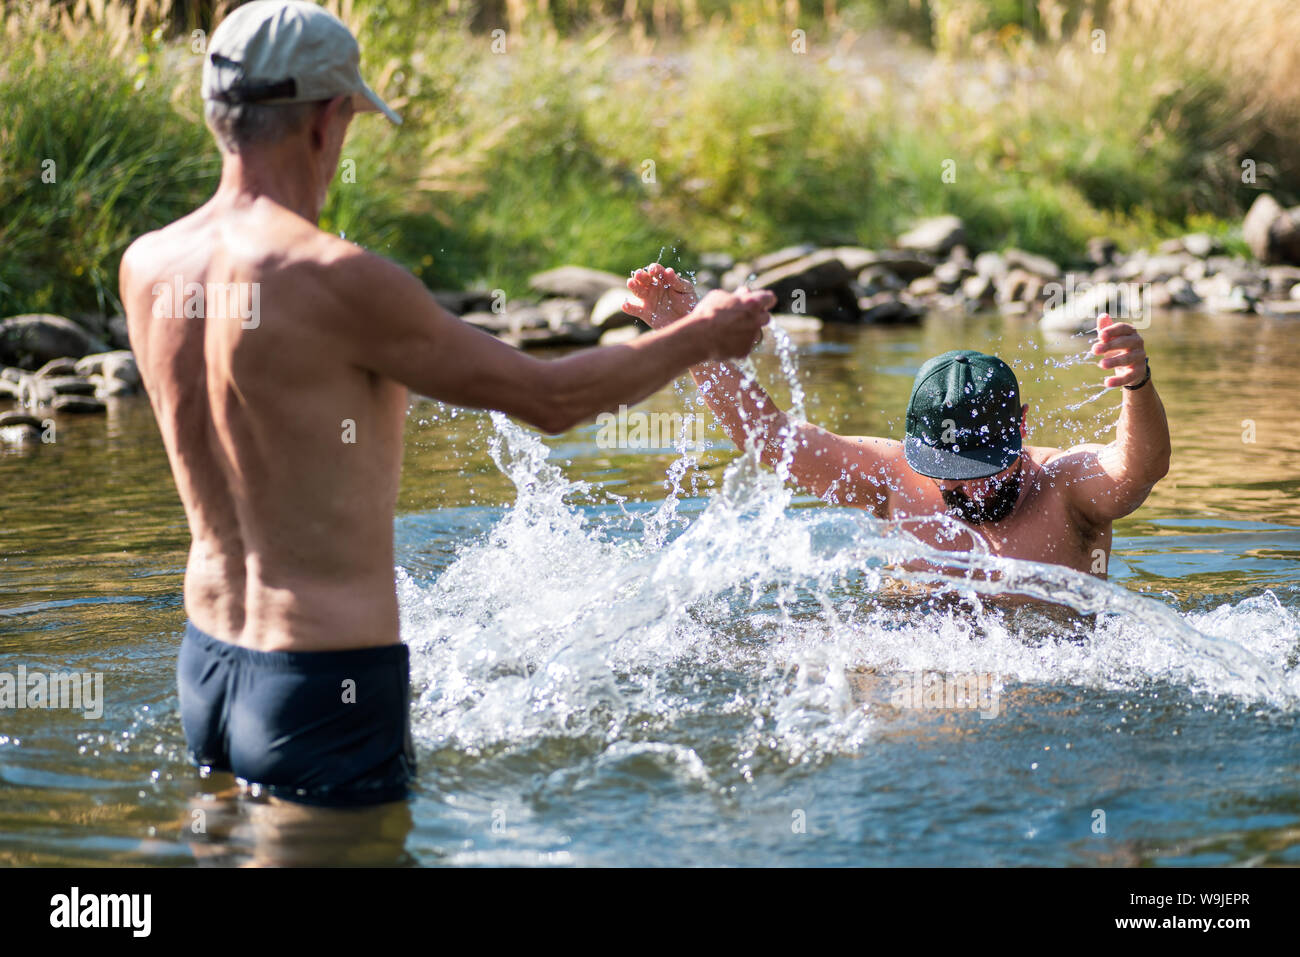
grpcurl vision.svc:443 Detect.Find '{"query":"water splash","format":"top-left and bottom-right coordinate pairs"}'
top-left (398, 306), bottom-right (1297, 769)
top-left (399, 419), bottom-right (1297, 771)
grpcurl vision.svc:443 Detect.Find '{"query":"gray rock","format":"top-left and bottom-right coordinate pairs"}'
top-left (1086, 237), bottom-right (1118, 266)
top-left (720, 263), bottom-right (756, 290)
top-left (75, 350), bottom-right (140, 387)
top-left (91, 375), bottom-right (136, 399)
top-left (463, 300), bottom-right (558, 335)
top-left (1181, 233), bottom-right (1217, 258)
top-left (536, 297), bottom-right (591, 328)
top-left (974, 251), bottom-right (1008, 280)
top-left (35, 356), bottom-right (80, 378)
top-left (1041, 281), bottom-right (1150, 331)
top-left (768, 314), bottom-right (823, 335)
top-left (598, 325), bottom-right (642, 346)
top-left (1256, 300), bottom-right (1300, 317)
top-left (852, 250), bottom-right (937, 281)
top-left (856, 265), bottom-right (905, 296)
top-left (1139, 253), bottom-right (1196, 283)
top-left (527, 266), bottom-right (625, 303)
top-left (827, 246), bottom-right (879, 273)
top-left (1193, 273), bottom-right (1255, 301)
top-left (750, 244), bottom-right (818, 274)
top-left (51, 395), bottom-right (106, 414)
top-left (0, 421), bottom-right (41, 445)
top-left (590, 287), bottom-right (638, 329)
top-left (433, 290), bottom-right (498, 315)
top-left (0, 410), bottom-right (43, 428)
top-left (859, 297), bottom-right (925, 325)
top-left (0, 315), bottom-right (109, 370)
top-left (1265, 266), bottom-right (1300, 298)
top-left (106, 316), bottom-right (131, 350)
top-left (502, 324), bottom-right (603, 350)
top-left (751, 250), bottom-right (854, 311)
top-left (908, 275), bottom-right (942, 297)
top-left (961, 274), bottom-right (996, 303)
top-left (1164, 277), bottom-right (1202, 307)
top-left (1243, 194), bottom-right (1300, 265)
top-left (460, 311), bottom-right (515, 334)
top-left (691, 269), bottom-right (720, 292)
top-left (42, 375), bottom-right (97, 396)
top-left (17, 376), bottom-right (54, 408)
top-left (997, 268), bottom-right (1045, 305)
top-left (933, 261), bottom-right (971, 293)
top-left (896, 215), bottom-right (965, 256)
top-left (1202, 287), bottom-right (1256, 313)
top-left (1002, 249), bottom-right (1061, 280)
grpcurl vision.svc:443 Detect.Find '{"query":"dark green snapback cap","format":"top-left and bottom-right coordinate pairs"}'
top-left (904, 350), bottom-right (1022, 480)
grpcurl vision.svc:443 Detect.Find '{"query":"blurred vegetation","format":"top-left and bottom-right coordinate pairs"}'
top-left (2, 0), bottom-right (1298, 315)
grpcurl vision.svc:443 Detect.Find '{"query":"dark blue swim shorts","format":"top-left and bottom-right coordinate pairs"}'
top-left (177, 620), bottom-right (417, 807)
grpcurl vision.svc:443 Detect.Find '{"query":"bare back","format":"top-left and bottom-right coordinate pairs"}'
top-left (122, 199), bottom-right (407, 651)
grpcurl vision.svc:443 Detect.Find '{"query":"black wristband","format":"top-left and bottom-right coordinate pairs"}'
top-left (1124, 359), bottom-right (1151, 391)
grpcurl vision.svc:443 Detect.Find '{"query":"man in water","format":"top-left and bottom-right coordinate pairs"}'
top-left (624, 263), bottom-right (1171, 577)
top-left (118, 2), bottom-right (774, 807)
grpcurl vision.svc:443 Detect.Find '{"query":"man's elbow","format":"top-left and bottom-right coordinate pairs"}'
top-left (534, 404), bottom-right (577, 435)
top-left (527, 390), bottom-right (582, 435)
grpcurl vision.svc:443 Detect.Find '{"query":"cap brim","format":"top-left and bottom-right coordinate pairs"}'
top-left (354, 82), bottom-right (401, 125)
top-left (904, 435), bottom-right (1020, 480)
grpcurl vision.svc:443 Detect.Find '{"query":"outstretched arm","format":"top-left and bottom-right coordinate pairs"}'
top-left (625, 264), bottom-right (900, 515)
top-left (329, 250), bottom-right (774, 434)
top-left (1058, 314), bottom-right (1171, 524)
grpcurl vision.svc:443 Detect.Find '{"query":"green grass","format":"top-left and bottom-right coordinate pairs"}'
top-left (1, 0), bottom-right (1297, 316)
top-left (0, 31), bottom-right (218, 316)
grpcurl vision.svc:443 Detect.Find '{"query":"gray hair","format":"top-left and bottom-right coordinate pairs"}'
top-left (203, 98), bottom-right (329, 153)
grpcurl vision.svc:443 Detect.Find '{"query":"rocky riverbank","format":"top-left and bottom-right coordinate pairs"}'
top-left (445, 193), bottom-right (1300, 347)
top-left (4, 193), bottom-right (1299, 447)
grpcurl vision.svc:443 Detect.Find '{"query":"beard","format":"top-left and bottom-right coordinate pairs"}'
top-left (942, 465), bottom-right (1024, 526)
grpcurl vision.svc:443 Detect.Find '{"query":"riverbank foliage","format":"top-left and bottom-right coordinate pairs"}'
top-left (2, 0), bottom-right (1297, 315)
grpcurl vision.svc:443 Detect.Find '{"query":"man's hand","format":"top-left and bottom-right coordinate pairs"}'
top-left (1091, 313), bottom-right (1147, 388)
top-left (682, 287), bottom-right (776, 361)
top-left (624, 263), bottom-right (700, 329)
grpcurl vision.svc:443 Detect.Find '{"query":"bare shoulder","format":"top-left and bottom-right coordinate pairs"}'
top-left (119, 225), bottom-right (169, 290)
top-left (1035, 442), bottom-right (1107, 480)
top-left (843, 435), bottom-right (905, 455)
top-left (305, 231), bottom-right (420, 305)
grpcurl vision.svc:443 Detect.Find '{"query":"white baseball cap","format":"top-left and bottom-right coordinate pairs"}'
top-left (201, 0), bottom-right (400, 124)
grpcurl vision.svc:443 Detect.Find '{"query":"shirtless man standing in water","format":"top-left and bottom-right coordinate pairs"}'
top-left (624, 264), bottom-right (1171, 578)
top-left (119, 2), bottom-right (773, 806)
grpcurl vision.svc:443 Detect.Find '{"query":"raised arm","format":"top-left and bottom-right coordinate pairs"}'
top-left (1057, 314), bottom-right (1171, 524)
top-left (625, 264), bottom-right (900, 515)
top-left (325, 248), bottom-right (773, 434)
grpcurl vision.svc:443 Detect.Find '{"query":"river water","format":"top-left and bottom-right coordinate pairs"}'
top-left (2, 311), bottom-right (1298, 866)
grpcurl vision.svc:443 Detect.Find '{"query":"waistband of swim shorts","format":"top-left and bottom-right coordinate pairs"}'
top-left (183, 619), bottom-right (409, 673)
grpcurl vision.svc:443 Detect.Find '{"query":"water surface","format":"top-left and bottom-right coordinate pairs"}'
top-left (2, 312), bottom-right (1298, 866)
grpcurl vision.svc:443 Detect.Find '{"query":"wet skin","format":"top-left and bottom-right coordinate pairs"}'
top-left (625, 264), bottom-right (1172, 578)
top-left (120, 99), bottom-right (775, 653)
